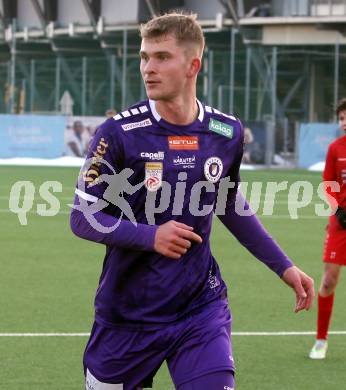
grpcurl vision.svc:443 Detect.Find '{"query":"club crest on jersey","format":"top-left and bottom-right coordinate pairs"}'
top-left (145, 162), bottom-right (163, 192)
top-left (204, 157), bottom-right (223, 183)
top-left (168, 136), bottom-right (199, 150)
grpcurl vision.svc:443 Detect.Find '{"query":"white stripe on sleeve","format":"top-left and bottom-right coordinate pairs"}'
top-left (75, 188), bottom-right (99, 203)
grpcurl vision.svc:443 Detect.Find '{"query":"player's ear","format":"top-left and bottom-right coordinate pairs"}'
top-left (187, 57), bottom-right (201, 78)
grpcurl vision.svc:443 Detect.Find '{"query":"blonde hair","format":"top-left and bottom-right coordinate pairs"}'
top-left (140, 12), bottom-right (205, 57)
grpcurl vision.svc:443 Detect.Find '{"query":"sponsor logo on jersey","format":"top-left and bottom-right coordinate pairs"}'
top-left (140, 151), bottom-right (165, 160)
top-left (209, 118), bottom-right (233, 139)
top-left (208, 269), bottom-right (221, 289)
top-left (145, 162), bottom-right (163, 192)
top-left (121, 118), bottom-right (152, 131)
top-left (82, 137), bottom-right (109, 184)
top-left (168, 136), bottom-right (199, 150)
top-left (204, 156), bottom-right (223, 183)
top-left (173, 155), bottom-right (196, 169)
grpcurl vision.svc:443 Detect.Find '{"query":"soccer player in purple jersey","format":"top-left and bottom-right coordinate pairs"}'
top-left (70, 12), bottom-right (314, 390)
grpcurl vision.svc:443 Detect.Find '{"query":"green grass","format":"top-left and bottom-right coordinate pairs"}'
top-left (1, 166), bottom-right (345, 389)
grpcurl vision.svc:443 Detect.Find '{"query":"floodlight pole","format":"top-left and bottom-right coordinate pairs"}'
top-left (208, 50), bottom-right (214, 107)
top-left (271, 46), bottom-right (277, 123)
top-left (10, 19), bottom-right (16, 114)
top-left (244, 46), bottom-right (251, 121)
top-left (110, 54), bottom-right (116, 111)
top-left (334, 35), bottom-right (340, 110)
top-left (55, 56), bottom-right (61, 112)
top-left (121, 28), bottom-right (128, 110)
top-left (229, 27), bottom-right (237, 114)
top-left (82, 56), bottom-right (87, 115)
top-left (30, 59), bottom-right (35, 112)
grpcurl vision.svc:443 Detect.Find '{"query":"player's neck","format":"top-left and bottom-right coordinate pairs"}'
top-left (154, 96), bottom-right (198, 126)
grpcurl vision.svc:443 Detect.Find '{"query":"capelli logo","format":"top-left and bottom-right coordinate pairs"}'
top-left (141, 151), bottom-right (165, 160)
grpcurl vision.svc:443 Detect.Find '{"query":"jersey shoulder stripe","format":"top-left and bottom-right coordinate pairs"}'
top-left (112, 101), bottom-right (149, 121)
top-left (111, 101), bottom-right (152, 132)
top-left (204, 105), bottom-right (238, 122)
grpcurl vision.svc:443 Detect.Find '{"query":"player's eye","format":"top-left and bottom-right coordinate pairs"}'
top-left (157, 54), bottom-right (169, 60)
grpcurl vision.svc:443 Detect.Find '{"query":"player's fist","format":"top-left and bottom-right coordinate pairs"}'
top-left (154, 220), bottom-right (203, 259)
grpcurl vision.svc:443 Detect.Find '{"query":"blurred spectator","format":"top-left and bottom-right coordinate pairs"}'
top-left (64, 120), bottom-right (90, 157)
top-left (242, 127), bottom-right (254, 164)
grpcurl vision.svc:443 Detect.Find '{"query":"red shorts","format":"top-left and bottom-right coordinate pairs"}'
top-left (323, 215), bottom-right (346, 265)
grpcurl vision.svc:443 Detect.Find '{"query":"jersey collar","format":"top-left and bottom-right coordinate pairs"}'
top-left (149, 99), bottom-right (204, 123)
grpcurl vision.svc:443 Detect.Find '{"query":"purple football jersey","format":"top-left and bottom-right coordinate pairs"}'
top-left (74, 100), bottom-right (242, 327)
top-left (71, 99), bottom-right (292, 328)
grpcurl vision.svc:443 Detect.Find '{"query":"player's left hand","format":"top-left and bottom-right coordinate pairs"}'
top-left (281, 266), bottom-right (315, 313)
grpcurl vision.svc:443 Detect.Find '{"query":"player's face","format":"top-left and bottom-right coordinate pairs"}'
top-left (140, 35), bottom-right (192, 101)
top-left (338, 110), bottom-right (346, 133)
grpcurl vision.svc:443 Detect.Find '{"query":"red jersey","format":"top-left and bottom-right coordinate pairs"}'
top-left (324, 134), bottom-right (346, 208)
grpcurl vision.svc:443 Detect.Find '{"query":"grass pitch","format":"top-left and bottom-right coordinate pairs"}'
top-left (1, 166), bottom-right (345, 389)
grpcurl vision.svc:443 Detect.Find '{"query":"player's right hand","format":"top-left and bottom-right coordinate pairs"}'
top-left (154, 220), bottom-right (203, 259)
top-left (282, 265), bottom-right (315, 313)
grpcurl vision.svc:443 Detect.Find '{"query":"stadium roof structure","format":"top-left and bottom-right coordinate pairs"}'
top-left (0, 0), bottom-right (345, 146)
top-left (1, 1), bottom-right (345, 55)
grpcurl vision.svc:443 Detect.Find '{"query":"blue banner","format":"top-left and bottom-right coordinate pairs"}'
top-left (298, 123), bottom-right (340, 168)
top-left (0, 115), bottom-right (65, 158)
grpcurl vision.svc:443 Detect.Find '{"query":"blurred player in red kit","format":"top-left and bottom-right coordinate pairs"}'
top-left (310, 98), bottom-right (346, 359)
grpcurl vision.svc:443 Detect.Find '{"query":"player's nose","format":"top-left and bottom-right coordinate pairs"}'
top-left (142, 59), bottom-right (156, 74)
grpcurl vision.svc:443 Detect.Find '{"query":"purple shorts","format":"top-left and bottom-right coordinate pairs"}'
top-left (84, 300), bottom-right (235, 389)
